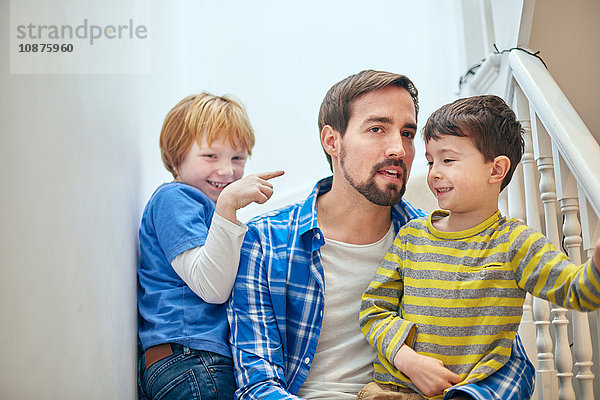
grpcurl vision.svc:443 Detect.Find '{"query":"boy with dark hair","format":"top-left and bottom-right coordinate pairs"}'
top-left (360, 95), bottom-right (600, 399)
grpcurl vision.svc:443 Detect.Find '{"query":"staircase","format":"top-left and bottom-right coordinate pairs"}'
top-left (461, 2), bottom-right (600, 399)
top-left (506, 48), bottom-right (600, 400)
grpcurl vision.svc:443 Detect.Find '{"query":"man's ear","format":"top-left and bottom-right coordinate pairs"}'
top-left (490, 155), bottom-right (511, 184)
top-left (321, 125), bottom-right (340, 160)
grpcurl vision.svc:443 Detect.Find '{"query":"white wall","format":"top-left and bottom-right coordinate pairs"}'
top-left (0, 1), bottom-right (461, 398)
top-left (144, 0), bottom-right (463, 219)
top-left (456, 0), bottom-right (600, 146)
top-left (528, 0), bottom-right (600, 143)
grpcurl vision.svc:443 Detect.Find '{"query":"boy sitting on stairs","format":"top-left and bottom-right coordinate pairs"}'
top-left (360, 95), bottom-right (600, 400)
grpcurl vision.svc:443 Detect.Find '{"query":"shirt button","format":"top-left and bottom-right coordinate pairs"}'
top-left (320, 311), bottom-right (323, 317)
top-left (304, 357), bottom-right (310, 364)
top-left (315, 233), bottom-right (321, 240)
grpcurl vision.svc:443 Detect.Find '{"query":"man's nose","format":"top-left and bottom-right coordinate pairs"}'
top-left (385, 134), bottom-right (406, 158)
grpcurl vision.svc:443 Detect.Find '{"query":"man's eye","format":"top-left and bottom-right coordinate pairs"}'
top-left (203, 154), bottom-right (216, 159)
top-left (402, 131), bottom-right (415, 139)
top-left (426, 161), bottom-right (433, 167)
top-left (233, 156), bottom-right (246, 162)
top-left (369, 127), bottom-right (383, 134)
top-left (443, 159), bottom-right (454, 163)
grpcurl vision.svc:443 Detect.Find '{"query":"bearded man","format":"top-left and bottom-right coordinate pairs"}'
top-left (227, 70), bottom-right (535, 400)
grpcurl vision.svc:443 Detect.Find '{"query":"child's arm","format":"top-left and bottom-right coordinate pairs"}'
top-left (215, 170), bottom-right (285, 223)
top-left (171, 214), bottom-right (246, 303)
top-left (514, 226), bottom-right (600, 311)
top-left (393, 344), bottom-right (461, 398)
top-left (361, 271), bottom-right (460, 397)
top-left (360, 254), bottom-right (414, 358)
top-left (360, 236), bottom-right (461, 397)
top-left (171, 170), bottom-right (284, 303)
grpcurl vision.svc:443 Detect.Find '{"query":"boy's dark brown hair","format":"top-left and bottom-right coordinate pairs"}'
top-left (318, 70), bottom-right (419, 171)
top-left (423, 95), bottom-right (524, 191)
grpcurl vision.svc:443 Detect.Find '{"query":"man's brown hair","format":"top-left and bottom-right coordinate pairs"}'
top-left (318, 70), bottom-right (419, 170)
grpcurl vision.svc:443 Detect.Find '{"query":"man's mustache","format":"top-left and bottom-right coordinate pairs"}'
top-left (372, 159), bottom-right (407, 180)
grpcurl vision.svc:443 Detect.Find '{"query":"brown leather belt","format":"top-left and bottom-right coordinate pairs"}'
top-left (144, 343), bottom-right (174, 369)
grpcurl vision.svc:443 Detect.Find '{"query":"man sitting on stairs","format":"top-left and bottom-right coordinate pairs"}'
top-left (227, 70), bottom-right (535, 399)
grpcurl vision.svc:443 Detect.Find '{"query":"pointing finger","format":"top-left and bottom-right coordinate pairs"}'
top-left (255, 170), bottom-right (285, 180)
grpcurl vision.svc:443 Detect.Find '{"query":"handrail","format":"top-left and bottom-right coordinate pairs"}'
top-left (508, 50), bottom-right (600, 217)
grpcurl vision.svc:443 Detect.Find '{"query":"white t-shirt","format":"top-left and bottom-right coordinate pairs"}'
top-left (297, 224), bottom-right (395, 399)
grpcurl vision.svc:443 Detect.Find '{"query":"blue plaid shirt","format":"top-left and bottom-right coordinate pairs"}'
top-left (228, 176), bottom-right (534, 399)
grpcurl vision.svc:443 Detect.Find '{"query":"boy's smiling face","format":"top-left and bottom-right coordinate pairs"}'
top-left (425, 134), bottom-right (496, 215)
top-left (176, 134), bottom-right (248, 202)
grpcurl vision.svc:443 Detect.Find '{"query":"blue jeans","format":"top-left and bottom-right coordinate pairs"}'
top-left (138, 343), bottom-right (235, 400)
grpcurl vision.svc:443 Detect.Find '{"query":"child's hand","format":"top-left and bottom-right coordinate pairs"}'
top-left (393, 344), bottom-right (462, 398)
top-left (215, 170), bottom-right (284, 222)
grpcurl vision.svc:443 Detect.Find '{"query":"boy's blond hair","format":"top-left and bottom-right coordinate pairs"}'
top-left (160, 92), bottom-right (255, 178)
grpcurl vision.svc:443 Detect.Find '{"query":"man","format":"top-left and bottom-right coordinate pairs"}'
top-left (227, 70), bottom-right (535, 399)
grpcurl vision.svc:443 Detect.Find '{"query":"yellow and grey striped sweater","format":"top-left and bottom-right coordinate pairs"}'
top-left (360, 209), bottom-right (600, 398)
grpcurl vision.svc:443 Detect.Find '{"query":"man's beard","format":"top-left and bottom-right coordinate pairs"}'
top-left (340, 145), bottom-right (407, 206)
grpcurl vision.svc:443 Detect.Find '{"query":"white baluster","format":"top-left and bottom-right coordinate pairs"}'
top-left (505, 87), bottom-right (525, 222)
top-left (531, 108), bottom-right (575, 400)
top-left (553, 148), bottom-right (596, 400)
top-left (534, 292), bottom-right (559, 400)
top-left (578, 194), bottom-right (600, 393)
top-left (552, 307), bottom-right (574, 400)
top-left (578, 192), bottom-right (600, 268)
top-left (513, 86), bottom-right (553, 400)
top-left (521, 293), bottom-right (534, 336)
top-left (519, 292), bottom-right (537, 374)
top-left (507, 163), bottom-right (526, 223)
top-left (499, 189), bottom-right (509, 218)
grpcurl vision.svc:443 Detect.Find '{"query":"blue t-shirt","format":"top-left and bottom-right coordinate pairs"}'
top-left (137, 182), bottom-right (231, 358)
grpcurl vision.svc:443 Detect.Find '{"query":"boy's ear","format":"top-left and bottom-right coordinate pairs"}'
top-left (321, 125), bottom-right (340, 159)
top-left (490, 155), bottom-right (511, 184)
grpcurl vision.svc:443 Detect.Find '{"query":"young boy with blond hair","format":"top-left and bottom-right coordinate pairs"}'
top-left (137, 92), bottom-right (282, 400)
top-left (359, 95), bottom-right (600, 400)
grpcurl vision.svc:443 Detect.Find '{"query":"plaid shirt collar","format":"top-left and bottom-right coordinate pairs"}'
top-left (297, 176), bottom-right (426, 239)
top-left (231, 175), bottom-right (428, 398)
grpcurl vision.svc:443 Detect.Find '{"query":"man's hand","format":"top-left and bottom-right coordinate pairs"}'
top-left (215, 170), bottom-right (284, 222)
top-left (393, 344), bottom-right (462, 398)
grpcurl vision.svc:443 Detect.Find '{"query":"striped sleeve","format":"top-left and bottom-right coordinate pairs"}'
top-left (360, 229), bottom-right (416, 366)
top-left (512, 225), bottom-right (600, 311)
